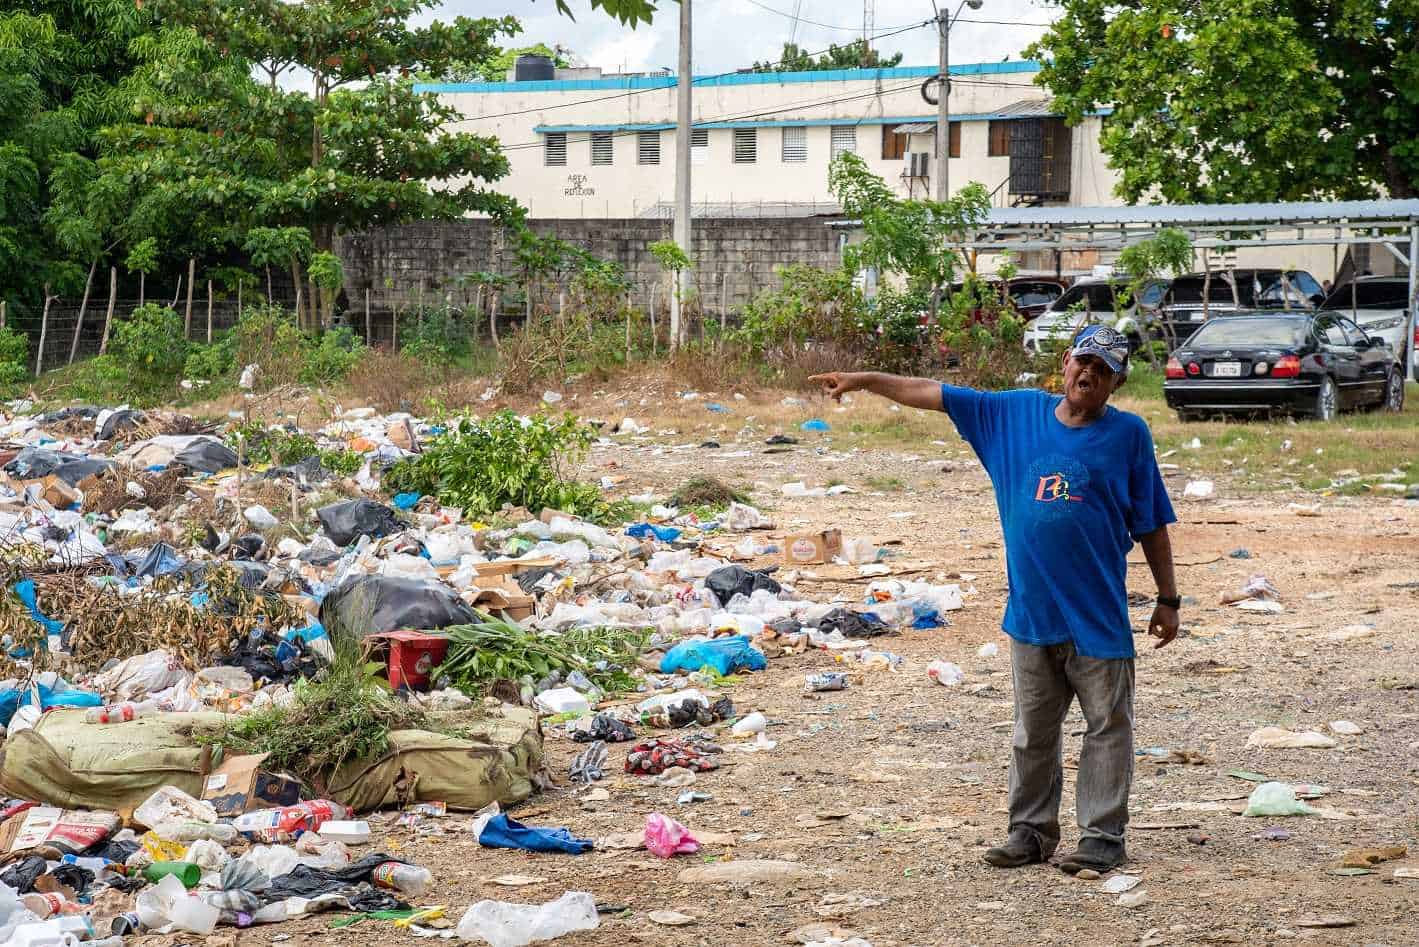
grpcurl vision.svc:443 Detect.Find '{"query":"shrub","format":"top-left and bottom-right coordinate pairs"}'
top-left (399, 307), bottom-right (471, 366)
top-left (183, 334), bottom-right (237, 382)
top-left (384, 411), bottom-right (602, 518)
top-left (299, 326), bottom-right (364, 385)
top-left (735, 264), bottom-right (866, 355)
top-left (229, 306), bottom-right (365, 389)
top-left (0, 326), bottom-right (28, 367)
top-left (109, 304), bottom-right (189, 401)
top-left (0, 361), bottom-right (27, 387)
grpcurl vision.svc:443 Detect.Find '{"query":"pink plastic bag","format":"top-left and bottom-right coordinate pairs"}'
top-left (643, 813), bottom-right (700, 859)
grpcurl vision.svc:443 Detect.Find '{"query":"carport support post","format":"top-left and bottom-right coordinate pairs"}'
top-left (1408, 224), bottom-right (1418, 381)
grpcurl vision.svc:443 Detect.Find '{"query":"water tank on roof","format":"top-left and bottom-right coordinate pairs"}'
top-left (514, 54), bottom-right (556, 82)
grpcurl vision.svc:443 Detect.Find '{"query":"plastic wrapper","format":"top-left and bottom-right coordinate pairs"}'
top-left (134, 787), bottom-right (217, 832)
top-left (644, 813), bottom-right (700, 858)
top-left (319, 575), bottom-right (476, 637)
top-left (1242, 782), bottom-right (1316, 817)
top-left (456, 891), bottom-right (600, 947)
top-left (317, 500), bottom-right (403, 546)
top-left (90, 650), bottom-right (188, 703)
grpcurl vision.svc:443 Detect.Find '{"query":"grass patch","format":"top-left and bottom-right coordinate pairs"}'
top-left (865, 475), bottom-right (905, 492)
top-left (669, 476), bottom-right (749, 510)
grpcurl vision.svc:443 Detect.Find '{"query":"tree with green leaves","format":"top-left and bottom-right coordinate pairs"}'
top-left (753, 39), bottom-right (903, 73)
top-left (1027, 1), bottom-right (1418, 201)
top-left (456, 42), bottom-right (572, 83)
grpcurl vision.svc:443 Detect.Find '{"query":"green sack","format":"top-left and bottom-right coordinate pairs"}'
top-left (0, 709), bottom-right (225, 811)
top-left (325, 705), bottom-right (546, 813)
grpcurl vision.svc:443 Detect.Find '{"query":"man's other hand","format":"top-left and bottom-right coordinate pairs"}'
top-left (808, 372), bottom-right (856, 401)
top-left (1148, 604), bottom-right (1179, 649)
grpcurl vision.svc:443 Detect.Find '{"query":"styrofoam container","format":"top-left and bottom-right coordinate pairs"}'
top-left (318, 820), bottom-right (371, 844)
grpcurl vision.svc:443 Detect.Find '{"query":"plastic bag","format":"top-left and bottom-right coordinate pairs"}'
top-left (135, 787), bottom-right (218, 832)
top-left (91, 650), bottom-right (187, 703)
top-left (927, 660), bottom-right (965, 686)
top-left (294, 832), bottom-right (351, 870)
top-left (455, 891), bottom-right (600, 947)
top-left (644, 813), bottom-right (700, 858)
top-left (660, 636), bottom-right (767, 676)
top-left (319, 575), bottom-right (476, 637)
top-left (136, 872), bottom-right (218, 934)
top-left (184, 839), bottom-right (230, 873)
top-left (173, 437), bottom-right (237, 474)
top-left (317, 500), bottom-right (403, 546)
top-left (705, 565), bottom-right (781, 607)
top-left (1242, 782), bottom-right (1316, 818)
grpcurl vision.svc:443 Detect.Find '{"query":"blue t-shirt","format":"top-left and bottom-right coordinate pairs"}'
top-left (940, 385), bottom-right (1176, 659)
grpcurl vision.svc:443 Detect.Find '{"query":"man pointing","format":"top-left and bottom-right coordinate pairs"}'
top-left (811, 325), bottom-right (1180, 874)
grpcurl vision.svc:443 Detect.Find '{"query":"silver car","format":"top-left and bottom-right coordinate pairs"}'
top-left (1321, 276), bottom-right (1414, 370)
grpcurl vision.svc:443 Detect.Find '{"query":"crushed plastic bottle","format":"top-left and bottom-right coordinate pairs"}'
top-left (455, 891), bottom-right (600, 947)
top-left (84, 701), bottom-right (153, 724)
top-left (372, 862), bottom-right (432, 897)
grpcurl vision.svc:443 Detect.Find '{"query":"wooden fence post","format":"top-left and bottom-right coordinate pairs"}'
top-left (184, 257), bottom-right (195, 337)
top-left (0, 300), bottom-right (6, 329)
top-left (364, 288), bottom-right (371, 345)
top-left (206, 280), bottom-right (214, 343)
top-left (68, 259), bottom-right (97, 365)
top-left (35, 285), bottom-right (52, 375)
top-left (99, 266), bottom-right (117, 354)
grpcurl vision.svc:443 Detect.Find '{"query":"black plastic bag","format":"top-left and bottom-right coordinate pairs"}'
top-left (40, 405), bottom-right (99, 423)
top-left (810, 607), bottom-right (887, 638)
top-left (266, 853), bottom-right (408, 911)
top-left (0, 855), bottom-right (47, 892)
top-left (173, 437), bottom-right (238, 474)
top-left (263, 455), bottom-right (333, 484)
top-left (97, 409), bottom-right (146, 441)
top-left (320, 574), bottom-right (477, 636)
top-left (4, 447), bottom-right (111, 485)
top-left (317, 499), bottom-right (403, 546)
top-left (705, 565), bottom-right (781, 607)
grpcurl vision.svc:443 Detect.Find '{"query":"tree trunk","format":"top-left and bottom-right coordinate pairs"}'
top-left (206, 280), bottom-right (214, 342)
top-left (0, 300), bottom-right (6, 329)
top-left (138, 271), bottom-right (145, 308)
top-left (184, 257), bottom-right (195, 338)
top-left (237, 277), bottom-right (242, 318)
top-left (35, 286), bottom-right (52, 375)
top-left (68, 258), bottom-right (97, 365)
top-left (99, 266), bottom-right (117, 355)
top-left (488, 293), bottom-right (499, 349)
top-left (265, 265), bottom-right (272, 305)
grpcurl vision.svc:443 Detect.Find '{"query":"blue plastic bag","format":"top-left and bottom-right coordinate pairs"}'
top-left (625, 523), bottom-right (682, 542)
top-left (660, 635), bottom-right (767, 676)
top-left (1, 682), bottom-right (102, 727)
top-left (800, 419), bottom-right (831, 432)
top-left (392, 492), bottom-right (421, 511)
top-left (14, 580), bottom-right (64, 637)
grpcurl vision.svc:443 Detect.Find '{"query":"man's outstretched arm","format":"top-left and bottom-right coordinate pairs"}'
top-left (809, 371), bottom-right (943, 411)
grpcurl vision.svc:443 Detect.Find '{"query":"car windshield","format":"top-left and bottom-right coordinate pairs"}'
top-left (1186, 318), bottom-right (1307, 348)
top-left (1322, 281), bottom-right (1409, 309)
top-left (1051, 282), bottom-right (1132, 312)
top-left (1011, 283), bottom-right (1062, 307)
top-left (1169, 276), bottom-right (1259, 306)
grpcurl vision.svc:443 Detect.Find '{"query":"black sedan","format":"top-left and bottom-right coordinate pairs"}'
top-left (1164, 312), bottom-right (1406, 421)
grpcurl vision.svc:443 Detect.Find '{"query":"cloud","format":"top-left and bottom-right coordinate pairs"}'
top-left (434, 0), bottom-right (1056, 74)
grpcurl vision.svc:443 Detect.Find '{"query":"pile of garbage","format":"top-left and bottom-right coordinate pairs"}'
top-left (0, 398), bottom-right (971, 943)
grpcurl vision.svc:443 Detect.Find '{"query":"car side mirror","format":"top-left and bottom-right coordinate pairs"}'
top-left (1354, 335), bottom-right (1371, 349)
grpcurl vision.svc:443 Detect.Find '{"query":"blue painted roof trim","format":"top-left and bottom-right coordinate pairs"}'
top-left (415, 61), bottom-right (1039, 94)
top-left (533, 108), bottom-right (1110, 134)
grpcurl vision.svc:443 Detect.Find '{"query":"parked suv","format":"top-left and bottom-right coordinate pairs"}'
top-left (1321, 276), bottom-right (1413, 369)
top-left (1022, 276), bottom-right (1167, 355)
top-left (1157, 269), bottom-right (1324, 348)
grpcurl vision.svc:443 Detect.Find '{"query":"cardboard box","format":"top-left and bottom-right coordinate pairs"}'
top-left (783, 529), bottom-right (844, 566)
top-left (202, 753), bottom-right (302, 817)
top-left (362, 630), bottom-right (452, 691)
top-left (472, 575), bottom-right (535, 621)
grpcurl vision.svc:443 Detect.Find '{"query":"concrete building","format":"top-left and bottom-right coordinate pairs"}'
top-left (416, 61), bottom-right (1119, 220)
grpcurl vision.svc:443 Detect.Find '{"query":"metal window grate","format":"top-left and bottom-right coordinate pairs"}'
top-left (637, 130), bottom-right (661, 165)
top-left (544, 132), bottom-right (567, 166)
top-left (781, 126), bottom-right (807, 162)
top-left (830, 125), bottom-right (857, 158)
top-left (733, 128), bottom-right (757, 163)
top-left (591, 131), bottom-right (613, 165)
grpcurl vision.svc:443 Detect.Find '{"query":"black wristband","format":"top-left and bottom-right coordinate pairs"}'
top-left (1156, 595), bottom-right (1182, 609)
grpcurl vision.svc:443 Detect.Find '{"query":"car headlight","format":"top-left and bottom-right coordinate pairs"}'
top-left (1363, 317), bottom-right (1405, 331)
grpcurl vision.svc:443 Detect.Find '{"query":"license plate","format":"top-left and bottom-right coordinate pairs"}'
top-left (1213, 361), bottom-right (1242, 377)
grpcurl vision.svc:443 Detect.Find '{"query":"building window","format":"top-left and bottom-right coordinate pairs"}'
top-left (988, 120), bottom-right (1012, 157)
top-left (830, 125), bottom-right (857, 158)
top-left (781, 126), bottom-right (807, 163)
top-left (591, 131), bottom-right (613, 165)
top-left (950, 121), bottom-right (961, 158)
top-left (691, 128), bottom-right (709, 165)
top-left (544, 132), bottom-right (567, 166)
top-left (733, 128), bottom-right (756, 163)
top-left (637, 130), bottom-right (660, 165)
top-left (882, 125), bottom-right (907, 161)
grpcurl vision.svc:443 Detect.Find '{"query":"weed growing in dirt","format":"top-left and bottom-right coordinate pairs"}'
top-left (669, 477), bottom-right (749, 511)
top-left (438, 615), bottom-right (649, 698)
top-left (384, 411), bottom-right (604, 518)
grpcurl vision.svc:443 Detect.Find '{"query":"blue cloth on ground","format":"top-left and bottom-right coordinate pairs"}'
top-left (660, 635), bottom-right (767, 676)
top-left (939, 385), bottom-right (1176, 659)
top-left (477, 814), bottom-right (594, 855)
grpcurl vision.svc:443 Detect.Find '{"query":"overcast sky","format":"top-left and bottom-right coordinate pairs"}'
top-left (430, 0), bottom-right (1058, 76)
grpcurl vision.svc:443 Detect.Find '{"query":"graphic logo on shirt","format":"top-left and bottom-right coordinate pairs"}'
top-left (1027, 455), bottom-right (1091, 521)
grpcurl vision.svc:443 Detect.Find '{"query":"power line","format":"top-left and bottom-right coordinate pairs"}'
top-left (955, 17), bottom-right (1054, 27)
top-left (444, 18), bottom-right (936, 123)
top-left (739, 0), bottom-right (923, 33)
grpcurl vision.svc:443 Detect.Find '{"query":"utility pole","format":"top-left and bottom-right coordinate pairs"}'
top-left (935, 11), bottom-right (951, 202)
top-left (671, 0), bottom-right (692, 350)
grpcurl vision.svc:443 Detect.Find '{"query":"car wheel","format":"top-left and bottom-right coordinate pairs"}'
top-left (1384, 369), bottom-right (1405, 412)
top-left (1312, 376), bottom-right (1338, 421)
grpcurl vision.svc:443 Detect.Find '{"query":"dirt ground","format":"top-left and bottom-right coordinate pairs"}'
top-left (174, 386), bottom-right (1419, 947)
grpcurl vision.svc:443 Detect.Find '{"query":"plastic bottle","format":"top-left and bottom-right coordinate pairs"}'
top-left (83, 702), bottom-right (152, 724)
top-left (143, 861), bottom-right (201, 888)
top-left (233, 800), bottom-right (348, 843)
top-left (371, 862), bottom-right (432, 897)
top-left (59, 853), bottom-right (113, 874)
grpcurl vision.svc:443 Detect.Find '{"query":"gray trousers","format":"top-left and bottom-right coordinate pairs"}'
top-left (1008, 639), bottom-right (1135, 857)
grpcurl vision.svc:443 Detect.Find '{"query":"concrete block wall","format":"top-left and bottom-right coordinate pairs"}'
top-left (336, 217), bottom-right (845, 317)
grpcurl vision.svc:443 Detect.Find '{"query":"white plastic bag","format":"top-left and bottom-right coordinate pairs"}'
top-left (136, 873), bottom-right (218, 935)
top-left (926, 660), bottom-right (965, 686)
top-left (91, 650), bottom-right (187, 702)
top-left (135, 786), bottom-right (218, 831)
top-left (455, 891), bottom-right (599, 947)
top-left (239, 846), bottom-right (300, 881)
top-left (1242, 782), bottom-right (1316, 818)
